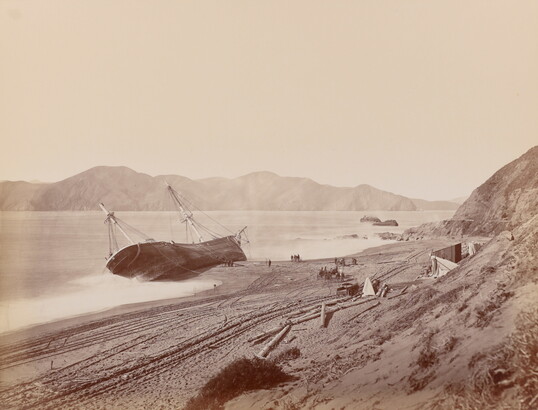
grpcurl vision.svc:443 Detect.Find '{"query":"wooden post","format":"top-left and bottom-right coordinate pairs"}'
top-left (320, 302), bottom-right (326, 328)
top-left (257, 325), bottom-right (291, 358)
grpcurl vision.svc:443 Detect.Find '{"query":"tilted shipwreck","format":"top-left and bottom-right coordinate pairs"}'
top-left (100, 185), bottom-right (247, 281)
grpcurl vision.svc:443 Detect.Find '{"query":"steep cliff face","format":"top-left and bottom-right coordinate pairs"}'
top-left (403, 146), bottom-right (538, 238)
top-left (0, 168), bottom-right (455, 211)
top-left (453, 146), bottom-right (538, 236)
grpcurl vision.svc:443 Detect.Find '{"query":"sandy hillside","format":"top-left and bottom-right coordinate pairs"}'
top-left (228, 217), bottom-right (537, 409)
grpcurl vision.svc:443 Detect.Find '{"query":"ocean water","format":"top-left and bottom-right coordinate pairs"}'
top-left (0, 210), bottom-right (454, 332)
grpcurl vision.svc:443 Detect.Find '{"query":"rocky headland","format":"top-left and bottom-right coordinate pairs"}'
top-left (402, 146), bottom-right (538, 240)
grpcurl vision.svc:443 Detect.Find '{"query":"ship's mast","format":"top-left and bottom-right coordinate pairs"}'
top-left (167, 186), bottom-right (204, 243)
top-left (99, 203), bottom-right (135, 245)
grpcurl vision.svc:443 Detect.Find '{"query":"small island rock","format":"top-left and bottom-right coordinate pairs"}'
top-left (373, 219), bottom-right (399, 227)
top-left (360, 215), bottom-right (382, 223)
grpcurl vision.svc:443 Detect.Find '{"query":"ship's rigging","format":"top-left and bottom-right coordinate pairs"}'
top-left (100, 185), bottom-right (247, 258)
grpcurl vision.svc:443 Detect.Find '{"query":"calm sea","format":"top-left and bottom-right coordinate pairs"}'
top-left (0, 210), bottom-right (454, 331)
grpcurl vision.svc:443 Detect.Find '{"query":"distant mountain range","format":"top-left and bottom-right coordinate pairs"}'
top-left (0, 167), bottom-right (460, 211)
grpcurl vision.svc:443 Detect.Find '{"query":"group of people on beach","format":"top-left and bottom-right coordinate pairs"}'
top-left (290, 254), bottom-right (301, 262)
top-left (318, 266), bottom-right (346, 281)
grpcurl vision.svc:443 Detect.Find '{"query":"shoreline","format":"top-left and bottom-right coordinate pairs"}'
top-left (0, 261), bottom-right (266, 342)
top-left (1, 239), bottom-right (399, 339)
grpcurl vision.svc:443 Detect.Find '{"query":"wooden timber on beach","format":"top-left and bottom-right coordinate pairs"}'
top-left (256, 325), bottom-right (291, 358)
top-left (248, 325), bottom-right (287, 344)
top-left (251, 296), bottom-right (381, 358)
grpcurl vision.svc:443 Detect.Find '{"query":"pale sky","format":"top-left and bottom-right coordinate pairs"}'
top-left (1, 1), bottom-right (536, 200)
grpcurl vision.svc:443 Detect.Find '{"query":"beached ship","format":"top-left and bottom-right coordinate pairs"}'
top-left (100, 186), bottom-right (247, 281)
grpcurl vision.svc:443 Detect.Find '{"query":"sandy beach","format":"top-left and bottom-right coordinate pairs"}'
top-left (0, 238), bottom-right (457, 409)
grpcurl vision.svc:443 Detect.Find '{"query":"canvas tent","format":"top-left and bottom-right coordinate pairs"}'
top-left (362, 277), bottom-right (376, 296)
top-left (431, 256), bottom-right (458, 278)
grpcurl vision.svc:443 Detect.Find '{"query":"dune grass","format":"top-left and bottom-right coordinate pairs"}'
top-left (184, 357), bottom-right (292, 410)
top-left (432, 306), bottom-right (538, 409)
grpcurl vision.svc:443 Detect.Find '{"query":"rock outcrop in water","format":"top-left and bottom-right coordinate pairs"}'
top-left (361, 216), bottom-right (399, 226)
top-left (336, 234), bottom-right (360, 239)
top-left (376, 232), bottom-right (402, 240)
top-left (360, 215), bottom-right (382, 223)
top-left (373, 219), bottom-right (399, 227)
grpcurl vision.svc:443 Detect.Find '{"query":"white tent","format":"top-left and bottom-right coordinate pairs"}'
top-left (362, 277), bottom-right (376, 296)
top-left (432, 256), bottom-right (458, 278)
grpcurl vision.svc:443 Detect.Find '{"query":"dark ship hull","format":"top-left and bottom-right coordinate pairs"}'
top-left (106, 236), bottom-right (247, 281)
